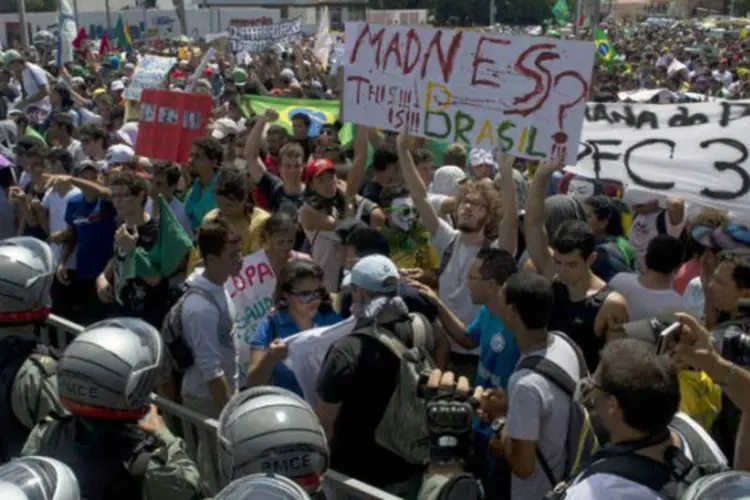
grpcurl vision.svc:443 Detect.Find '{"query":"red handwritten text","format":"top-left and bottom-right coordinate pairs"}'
top-left (471, 36), bottom-right (511, 89)
top-left (349, 24), bottom-right (464, 83)
top-left (505, 43), bottom-right (559, 118)
top-left (230, 262), bottom-right (275, 299)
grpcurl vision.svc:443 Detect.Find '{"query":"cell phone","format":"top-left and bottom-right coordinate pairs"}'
top-left (656, 322), bottom-right (681, 355)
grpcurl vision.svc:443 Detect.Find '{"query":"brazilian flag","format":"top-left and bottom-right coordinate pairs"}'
top-left (595, 29), bottom-right (617, 64)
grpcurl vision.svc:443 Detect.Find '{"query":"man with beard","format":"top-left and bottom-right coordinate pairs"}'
top-left (398, 130), bottom-right (518, 379)
top-left (184, 137), bottom-right (223, 231)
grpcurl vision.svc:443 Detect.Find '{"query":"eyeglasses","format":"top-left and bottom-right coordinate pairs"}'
top-left (291, 288), bottom-right (327, 304)
top-left (573, 376), bottom-right (605, 406)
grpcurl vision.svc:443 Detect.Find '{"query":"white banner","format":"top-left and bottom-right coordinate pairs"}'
top-left (283, 317), bottom-right (356, 406)
top-left (225, 250), bottom-right (277, 375)
top-left (228, 18), bottom-right (302, 53)
top-left (123, 55), bottom-right (177, 101)
top-left (342, 22), bottom-right (595, 165)
top-left (568, 100), bottom-right (750, 214)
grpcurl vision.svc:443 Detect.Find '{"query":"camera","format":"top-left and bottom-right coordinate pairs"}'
top-left (623, 316), bottom-right (677, 346)
top-left (714, 322), bottom-right (750, 367)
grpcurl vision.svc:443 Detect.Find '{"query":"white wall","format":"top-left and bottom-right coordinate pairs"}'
top-left (0, 7), bottom-right (282, 47)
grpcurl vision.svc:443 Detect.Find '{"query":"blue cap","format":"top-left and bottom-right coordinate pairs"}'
top-left (342, 255), bottom-right (399, 293)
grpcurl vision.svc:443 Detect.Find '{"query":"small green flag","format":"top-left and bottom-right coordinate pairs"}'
top-left (551, 0), bottom-right (571, 26)
top-left (115, 15), bottom-right (133, 52)
top-left (116, 197), bottom-right (193, 305)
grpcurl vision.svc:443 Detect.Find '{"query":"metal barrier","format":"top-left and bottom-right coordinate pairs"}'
top-left (43, 314), bottom-right (402, 500)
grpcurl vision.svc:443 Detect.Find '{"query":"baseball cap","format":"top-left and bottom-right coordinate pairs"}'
top-left (211, 118), bottom-right (241, 140)
top-left (106, 144), bottom-right (135, 167)
top-left (2, 49), bottom-right (23, 65)
top-left (232, 68), bottom-right (248, 86)
top-left (693, 219), bottom-right (750, 253)
top-left (280, 68), bottom-right (295, 82)
top-left (73, 159), bottom-right (100, 176)
top-left (342, 254), bottom-right (400, 293)
top-left (470, 147), bottom-right (497, 169)
top-left (306, 158), bottom-right (335, 180)
top-left (429, 165), bottom-right (467, 197)
top-left (110, 80), bottom-right (125, 92)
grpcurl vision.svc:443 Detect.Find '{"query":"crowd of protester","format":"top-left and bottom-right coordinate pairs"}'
top-left (2, 14), bottom-right (750, 500)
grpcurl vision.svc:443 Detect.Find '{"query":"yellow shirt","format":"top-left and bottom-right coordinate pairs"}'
top-left (186, 207), bottom-right (270, 273)
top-left (679, 370), bottom-right (722, 431)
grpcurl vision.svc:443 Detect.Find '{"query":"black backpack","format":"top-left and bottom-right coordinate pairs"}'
top-left (0, 335), bottom-right (58, 462)
top-left (37, 414), bottom-right (159, 500)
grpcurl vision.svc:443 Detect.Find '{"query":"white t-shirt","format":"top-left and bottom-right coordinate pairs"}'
top-left (21, 63), bottom-right (51, 113)
top-left (609, 272), bottom-right (688, 322)
top-left (628, 210), bottom-right (684, 273)
top-left (42, 186), bottom-right (80, 268)
top-left (145, 197), bottom-right (193, 238)
top-left (66, 139), bottom-right (86, 165)
top-left (431, 219), bottom-right (484, 355)
top-left (506, 334), bottom-right (584, 500)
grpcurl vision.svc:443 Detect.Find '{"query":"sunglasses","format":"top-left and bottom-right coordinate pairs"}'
top-left (291, 287), bottom-right (327, 304)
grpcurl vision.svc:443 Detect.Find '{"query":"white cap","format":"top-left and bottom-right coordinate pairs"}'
top-left (280, 68), bottom-right (295, 81)
top-left (470, 147), bottom-right (497, 168)
top-left (211, 118), bottom-right (241, 140)
top-left (110, 80), bottom-right (125, 92)
top-left (106, 144), bottom-right (135, 166)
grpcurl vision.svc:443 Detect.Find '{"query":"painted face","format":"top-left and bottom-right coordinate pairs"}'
top-left (389, 197), bottom-right (416, 232)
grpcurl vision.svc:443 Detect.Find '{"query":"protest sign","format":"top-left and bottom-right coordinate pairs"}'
top-left (284, 317), bottom-right (356, 406)
top-left (342, 22), bottom-right (595, 164)
top-left (225, 250), bottom-right (277, 375)
top-left (567, 100), bottom-right (750, 214)
top-left (229, 18), bottom-right (302, 53)
top-left (122, 55), bottom-right (176, 101)
top-left (136, 89), bottom-right (212, 164)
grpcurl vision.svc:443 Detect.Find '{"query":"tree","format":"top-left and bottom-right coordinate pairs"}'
top-left (0, 0), bottom-right (57, 14)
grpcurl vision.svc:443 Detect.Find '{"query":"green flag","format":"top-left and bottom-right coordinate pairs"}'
top-left (551, 0), bottom-right (571, 26)
top-left (116, 197), bottom-right (193, 305)
top-left (115, 15), bottom-right (133, 52)
top-left (237, 95), bottom-right (353, 145)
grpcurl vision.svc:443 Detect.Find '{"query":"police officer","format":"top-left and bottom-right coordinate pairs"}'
top-left (0, 456), bottom-right (80, 500)
top-left (0, 237), bottom-right (64, 461)
top-left (216, 387), bottom-right (329, 496)
top-left (214, 473), bottom-right (311, 500)
top-left (22, 317), bottom-right (202, 500)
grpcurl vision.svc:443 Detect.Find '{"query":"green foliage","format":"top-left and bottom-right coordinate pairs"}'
top-left (0, 0), bottom-right (57, 14)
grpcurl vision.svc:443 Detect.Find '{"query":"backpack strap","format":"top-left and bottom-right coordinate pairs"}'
top-left (656, 211), bottom-right (668, 235)
top-left (579, 453), bottom-right (673, 498)
top-left (439, 233), bottom-right (461, 276)
top-left (126, 434), bottom-right (159, 477)
top-left (516, 333), bottom-right (588, 487)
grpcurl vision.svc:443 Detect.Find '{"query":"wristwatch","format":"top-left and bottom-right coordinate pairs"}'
top-left (491, 417), bottom-right (506, 437)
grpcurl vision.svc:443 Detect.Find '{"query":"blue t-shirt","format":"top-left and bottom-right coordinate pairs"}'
top-left (64, 193), bottom-right (116, 280)
top-left (466, 306), bottom-right (520, 442)
top-left (250, 308), bottom-right (342, 397)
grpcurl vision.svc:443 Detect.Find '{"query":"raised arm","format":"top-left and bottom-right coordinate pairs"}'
top-left (344, 126), bottom-right (369, 205)
top-left (243, 109), bottom-right (277, 184)
top-left (396, 129), bottom-right (440, 234)
top-left (496, 152), bottom-right (518, 255)
top-left (523, 153), bottom-right (565, 280)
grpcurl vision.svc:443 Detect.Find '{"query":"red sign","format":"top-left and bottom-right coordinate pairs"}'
top-left (136, 89), bottom-right (212, 164)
